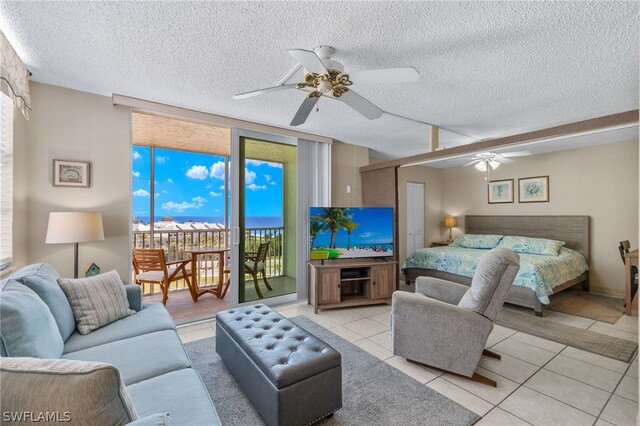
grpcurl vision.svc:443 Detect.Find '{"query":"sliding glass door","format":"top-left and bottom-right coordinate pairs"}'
top-left (230, 129), bottom-right (298, 306)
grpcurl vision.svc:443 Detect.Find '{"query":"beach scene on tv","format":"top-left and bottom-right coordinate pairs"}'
top-left (310, 207), bottom-right (394, 259)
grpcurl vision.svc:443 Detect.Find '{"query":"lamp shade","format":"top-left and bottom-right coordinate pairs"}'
top-left (45, 212), bottom-right (104, 244)
top-left (443, 216), bottom-right (457, 229)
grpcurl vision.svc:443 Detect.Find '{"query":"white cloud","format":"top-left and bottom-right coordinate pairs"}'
top-left (264, 174), bottom-right (272, 182)
top-left (247, 183), bottom-right (267, 192)
top-left (132, 151), bottom-right (142, 160)
top-left (162, 201), bottom-right (198, 212)
top-left (360, 232), bottom-right (374, 238)
top-left (167, 178), bottom-right (173, 183)
top-left (133, 188), bottom-right (150, 197)
top-left (155, 193), bottom-right (160, 198)
top-left (219, 185), bottom-right (225, 190)
top-left (246, 159), bottom-right (282, 168)
top-left (192, 196), bottom-right (207, 206)
top-left (162, 190), bottom-right (168, 194)
top-left (186, 165), bottom-right (209, 180)
top-left (210, 161), bottom-right (226, 180)
top-left (245, 169), bottom-right (257, 185)
top-left (156, 155), bottom-right (169, 164)
top-left (270, 181), bottom-right (277, 186)
top-left (132, 170), bottom-right (141, 178)
top-left (210, 191), bottom-right (222, 197)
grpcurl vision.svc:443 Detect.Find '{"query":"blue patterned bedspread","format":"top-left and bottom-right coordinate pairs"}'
top-left (402, 247), bottom-right (589, 304)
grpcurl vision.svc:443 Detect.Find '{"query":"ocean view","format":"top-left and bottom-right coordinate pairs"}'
top-left (135, 216), bottom-right (283, 228)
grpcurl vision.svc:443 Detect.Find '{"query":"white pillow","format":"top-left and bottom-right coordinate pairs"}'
top-left (58, 270), bottom-right (135, 335)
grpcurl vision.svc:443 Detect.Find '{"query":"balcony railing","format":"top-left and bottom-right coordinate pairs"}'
top-left (132, 227), bottom-right (284, 295)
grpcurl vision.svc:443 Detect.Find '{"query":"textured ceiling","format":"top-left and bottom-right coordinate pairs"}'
top-left (1, 1), bottom-right (638, 159)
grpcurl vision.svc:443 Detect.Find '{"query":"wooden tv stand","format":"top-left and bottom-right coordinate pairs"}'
top-left (308, 259), bottom-right (398, 314)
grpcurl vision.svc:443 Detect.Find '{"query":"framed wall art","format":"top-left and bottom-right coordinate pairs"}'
top-left (518, 176), bottom-right (549, 203)
top-left (488, 179), bottom-right (514, 204)
top-left (53, 159), bottom-right (90, 188)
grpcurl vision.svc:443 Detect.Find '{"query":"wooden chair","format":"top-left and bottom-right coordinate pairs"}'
top-left (132, 249), bottom-right (193, 305)
top-left (619, 241), bottom-right (638, 296)
top-left (245, 241), bottom-right (273, 299)
top-left (220, 252), bottom-right (231, 299)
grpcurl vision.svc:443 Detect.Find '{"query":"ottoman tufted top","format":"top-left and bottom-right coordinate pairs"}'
top-left (216, 304), bottom-right (341, 388)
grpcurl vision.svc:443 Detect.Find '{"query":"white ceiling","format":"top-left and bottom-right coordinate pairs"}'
top-left (1, 1), bottom-right (638, 159)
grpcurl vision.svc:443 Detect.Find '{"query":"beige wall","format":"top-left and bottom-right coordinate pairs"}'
top-left (331, 141), bottom-right (369, 207)
top-left (441, 140), bottom-right (639, 297)
top-left (397, 166), bottom-right (442, 266)
top-left (21, 82), bottom-right (131, 279)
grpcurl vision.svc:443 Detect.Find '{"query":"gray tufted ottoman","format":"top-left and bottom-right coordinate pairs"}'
top-left (216, 304), bottom-right (342, 426)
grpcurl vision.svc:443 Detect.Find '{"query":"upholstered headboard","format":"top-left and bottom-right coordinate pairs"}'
top-left (465, 215), bottom-right (590, 262)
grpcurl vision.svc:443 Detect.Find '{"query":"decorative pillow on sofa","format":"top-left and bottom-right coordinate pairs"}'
top-left (498, 236), bottom-right (565, 256)
top-left (58, 271), bottom-right (135, 335)
top-left (0, 357), bottom-right (138, 424)
top-left (450, 234), bottom-right (504, 249)
top-left (0, 280), bottom-right (64, 358)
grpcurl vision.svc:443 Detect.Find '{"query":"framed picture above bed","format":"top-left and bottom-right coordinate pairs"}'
top-left (519, 176), bottom-right (549, 203)
top-left (488, 179), bottom-right (514, 204)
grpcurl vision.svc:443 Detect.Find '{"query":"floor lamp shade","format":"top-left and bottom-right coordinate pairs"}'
top-left (46, 212), bottom-right (104, 278)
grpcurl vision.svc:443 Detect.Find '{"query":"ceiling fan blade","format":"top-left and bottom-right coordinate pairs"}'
top-left (290, 95), bottom-right (320, 126)
top-left (232, 84), bottom-right (298, 100)
top-left (348, 67), bottom-right (419, 84)
top-left (287, 49), bottom-right (327, 74)
top-left (500, 151), bottom-right (532, 158)
top-left (463, 160), bottom-right (480, 167)
top-left (336, 89), bottom-right (384, 120)
top-left (499, 158), bottom-right (514, 164)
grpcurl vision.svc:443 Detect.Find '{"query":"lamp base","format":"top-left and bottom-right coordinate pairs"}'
top-left (447, 228), bottom-right (453, 243)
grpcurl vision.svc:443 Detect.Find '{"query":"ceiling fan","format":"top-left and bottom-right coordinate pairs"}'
top-left (463, 152), bottom-right (531, 180)
top-left (232, 45), bottom-right (419, 126)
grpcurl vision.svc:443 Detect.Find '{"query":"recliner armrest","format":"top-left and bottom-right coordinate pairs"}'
top-left (124, 284), bottom-right (142, 312)
top-left (415, 276), bottom-right (469, 305)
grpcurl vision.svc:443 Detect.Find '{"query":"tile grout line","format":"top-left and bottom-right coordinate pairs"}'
top-left (593, 357), bottom-right (638, 424)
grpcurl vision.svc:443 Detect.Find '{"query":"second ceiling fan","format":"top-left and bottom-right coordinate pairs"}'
top-left (233, 45), bottom-right (420, 126)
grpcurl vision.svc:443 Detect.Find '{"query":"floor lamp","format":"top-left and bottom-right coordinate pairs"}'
top-left (45, 212), bottom-right (105, 278)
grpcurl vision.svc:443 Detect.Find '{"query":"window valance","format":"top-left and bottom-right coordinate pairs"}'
top-left (0, 31), bottom-right (30, 119)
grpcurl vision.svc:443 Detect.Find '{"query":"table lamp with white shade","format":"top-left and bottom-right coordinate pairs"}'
top-left (45, 212), bottom-right (104, 278)
top-left (443, 215), bottom-right (458, 243)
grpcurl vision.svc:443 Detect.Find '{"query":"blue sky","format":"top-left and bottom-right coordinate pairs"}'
top-left (311, 207), bottom-right (394, 247)
top-left (132, 147), bottom-right (283, 219)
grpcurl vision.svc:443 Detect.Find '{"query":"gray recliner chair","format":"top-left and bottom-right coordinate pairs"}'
top-left (391, 248), bottom-right (520, 387)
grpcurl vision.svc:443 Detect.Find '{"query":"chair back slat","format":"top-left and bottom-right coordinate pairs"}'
top-left (133, 249), bottom-right (168, 273)
top-left (256, 241), bottom-right (270, 262)
top-left (619, 241), bottom-right (631, 264)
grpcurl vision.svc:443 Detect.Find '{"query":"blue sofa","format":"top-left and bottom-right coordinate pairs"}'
top-left (0, 263), bottom-right (220, 425)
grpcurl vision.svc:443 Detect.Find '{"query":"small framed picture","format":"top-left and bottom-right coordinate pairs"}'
top-left (488, 179), bottom-right (514, 204)
top-left (519, 176), bottom-right (549, 203)
top-left (53, 159), bottom-right (90, 188)
top-left (85, 263), bottom-right (101, 277)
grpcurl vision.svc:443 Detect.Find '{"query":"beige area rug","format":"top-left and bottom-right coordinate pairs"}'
top-left (495, 309), bottom-right (637, 363)
top-left (548, 292), bottom-right (625, 324)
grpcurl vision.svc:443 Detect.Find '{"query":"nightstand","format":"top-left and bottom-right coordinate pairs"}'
top-left (431, 241), bottom-right (451, 247)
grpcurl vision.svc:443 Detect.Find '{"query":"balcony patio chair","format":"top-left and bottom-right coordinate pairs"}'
top-left (220, 252), bottom-right (231, 299)
top-left (245, 241), bottom-right (273, 299)
top-left (132, 248), bottom-right (193, 305)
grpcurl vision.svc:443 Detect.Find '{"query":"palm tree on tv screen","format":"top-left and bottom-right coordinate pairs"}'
top-left (312, 208), bottom-right (354, 249)
top-left (309, 219), bottom-right (326, 249)
top-left (342, 219), bottom-right (359, 250)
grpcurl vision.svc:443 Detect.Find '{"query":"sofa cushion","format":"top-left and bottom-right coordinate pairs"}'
top-left (63, 330), bottom-right (190, 385)
top-left (128, 368), bottom-right (221, 426)
top-left (0, 280), bottom-right (64, 358)
top-left (63, 303), bottom-right (175, 354)
top-left (11, 263), bottom-right (76, 340)
top-left (0, 357), bottom-right (137, 424)
top-left (128, 413), bottom-right (175, 426)
top-left (59, 270), bottom-right (135, 335)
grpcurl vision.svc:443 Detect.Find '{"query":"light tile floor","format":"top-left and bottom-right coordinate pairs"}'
top-left (177, 302), bottom-right (639, 426)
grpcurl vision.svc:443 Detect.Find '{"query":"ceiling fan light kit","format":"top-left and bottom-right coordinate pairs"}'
top-left (233, 45), bottom-right (420, 126)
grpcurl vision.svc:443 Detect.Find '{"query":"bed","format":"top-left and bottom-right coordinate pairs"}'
top-left (403, 215), bottom-right (590, 316)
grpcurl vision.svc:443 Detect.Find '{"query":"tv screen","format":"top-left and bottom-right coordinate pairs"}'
top-left (310, 207), bottom-right (394, 259)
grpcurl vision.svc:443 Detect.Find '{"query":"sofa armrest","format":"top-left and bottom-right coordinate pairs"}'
top-left (125, 285), bottom-right (142, 312)
top-left (391, 291), bottom-right (492, 377)
top-left (415, 276), bottom-right (469, 305)
top-left (128, 413), bottom-right (174, 425)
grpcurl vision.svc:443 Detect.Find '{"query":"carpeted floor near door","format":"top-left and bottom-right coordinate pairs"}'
top-left (184, 316), bottom-right (480, 426)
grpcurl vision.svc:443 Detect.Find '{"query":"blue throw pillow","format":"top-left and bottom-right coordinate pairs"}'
top-left (0, 279), bottom-right (64, 358)
top-left (11, 263), bottom-right (76, 341)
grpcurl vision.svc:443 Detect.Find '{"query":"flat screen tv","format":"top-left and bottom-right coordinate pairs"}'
top-left (310, 207), bottom-right (394, 259)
